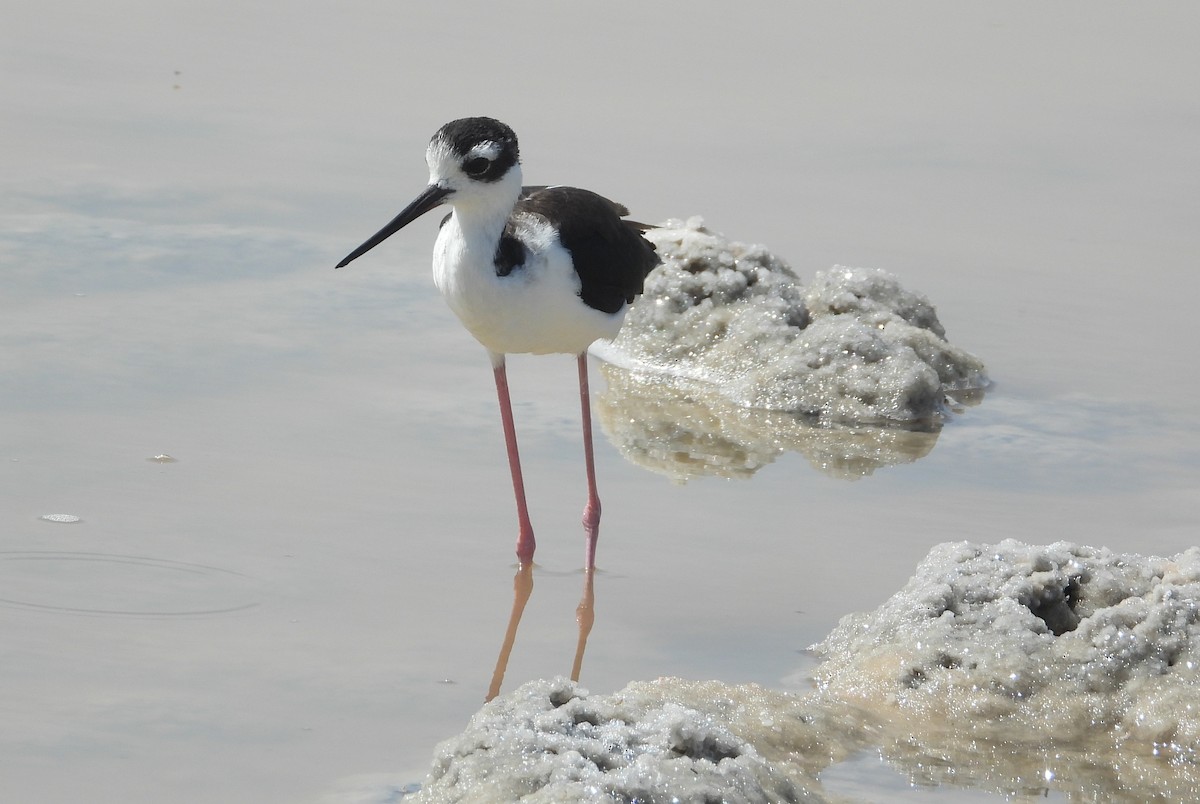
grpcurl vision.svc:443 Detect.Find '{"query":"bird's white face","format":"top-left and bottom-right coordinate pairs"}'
top-left (334, 117), bottom-right (525, 270)
top-left (425, 135), bottom-right (523, 216)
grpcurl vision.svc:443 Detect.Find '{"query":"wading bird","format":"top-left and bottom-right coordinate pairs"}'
top-left (337, 117), bottom-right (658, 569)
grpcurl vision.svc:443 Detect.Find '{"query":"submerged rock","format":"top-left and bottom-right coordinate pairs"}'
top-left (600, 218), bottom-right (988, 424)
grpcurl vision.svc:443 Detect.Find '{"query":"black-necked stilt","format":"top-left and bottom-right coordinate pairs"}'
top-left (336, 117), bottom-right (659, 569)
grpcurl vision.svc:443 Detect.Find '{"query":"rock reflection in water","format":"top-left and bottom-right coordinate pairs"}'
top-left (595, 361), bottom-right (950, 481)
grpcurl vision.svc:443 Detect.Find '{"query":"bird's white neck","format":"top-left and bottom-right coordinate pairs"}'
top-left (449, 200), bottom-right (509, 249)
top-left (433, 165), bottom-right (522, 296)
top-left (445, 165), bottom-right (523, 248)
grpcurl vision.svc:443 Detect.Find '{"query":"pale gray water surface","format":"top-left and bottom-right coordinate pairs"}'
top-left (3, 3), bottom-right (1198, 802)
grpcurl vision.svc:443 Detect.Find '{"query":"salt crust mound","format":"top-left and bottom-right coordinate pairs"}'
top-left (405, 542), bottom-right (1200, 802)
top-left (813, 540), bottom-right (1200, 750)
top-left (409, 677), bottom-right (826, 804)
top-left (603, 218), bottom-right (988, 423)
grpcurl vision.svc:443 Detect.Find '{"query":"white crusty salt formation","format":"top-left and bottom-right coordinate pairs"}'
top-left (408, 677), bottom-right (828, 804)
top-left (599, 218), bottom-right (988, 423)
top-left (393, 542), bottom-right (1200, 802)
top-left (813, 540), bottom-right (1200, 752)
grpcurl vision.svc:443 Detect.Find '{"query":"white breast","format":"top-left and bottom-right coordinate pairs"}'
top-left (432, 212), bottom-right (625, 357)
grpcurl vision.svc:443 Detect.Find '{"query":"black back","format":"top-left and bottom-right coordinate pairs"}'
top-left (514, 187), bottom-right (660, 314)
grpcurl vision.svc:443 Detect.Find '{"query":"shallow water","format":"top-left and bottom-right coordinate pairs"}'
top-left (3, 3), bottom-right (1199, 802)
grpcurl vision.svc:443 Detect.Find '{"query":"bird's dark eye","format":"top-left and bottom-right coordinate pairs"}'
top-left (463, 157), bottom-right (491, 176)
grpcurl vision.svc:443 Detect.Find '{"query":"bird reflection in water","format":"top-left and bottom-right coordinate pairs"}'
top-left (486, 565), bottom-right (596, 703)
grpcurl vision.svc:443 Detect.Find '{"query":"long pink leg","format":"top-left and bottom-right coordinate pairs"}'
top-left (493, 356), bottom-right (536, 564)
top-left (577, 353), bottom-right (601, 569)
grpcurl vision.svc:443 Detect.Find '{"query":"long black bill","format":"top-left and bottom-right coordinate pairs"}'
top-left (335, 184), bottom-right (452, 269)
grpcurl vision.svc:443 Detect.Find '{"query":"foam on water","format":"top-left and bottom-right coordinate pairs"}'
top-left (596, 218), bottom-right (988, 423)
top-left (39, 514), bottom-right (81, 523)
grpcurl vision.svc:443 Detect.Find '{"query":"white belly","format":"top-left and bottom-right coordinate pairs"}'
top-left (432, 214), bottom-right (625, 356)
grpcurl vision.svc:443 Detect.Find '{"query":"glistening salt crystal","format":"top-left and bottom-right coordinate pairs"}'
top-left (601, 218), bottom-right (988, 423)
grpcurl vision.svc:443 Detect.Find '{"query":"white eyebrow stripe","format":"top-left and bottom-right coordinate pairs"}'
top-left (467, 141), bottom-right (502, 161)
